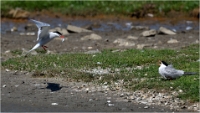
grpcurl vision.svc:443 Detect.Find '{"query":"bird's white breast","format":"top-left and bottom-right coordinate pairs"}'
top-left (158, 64), bottom-right (167, 79)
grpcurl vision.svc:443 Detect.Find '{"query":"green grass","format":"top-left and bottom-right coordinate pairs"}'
top-left (1, 1), bottom-right (199, 17)
top-left (1, 44), bottom-right (199, 102)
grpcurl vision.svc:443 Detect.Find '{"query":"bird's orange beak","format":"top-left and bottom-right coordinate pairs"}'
top-left (60, 35), bottom-right (65, 42)
top-left (60, 35), bottom-right (64, 38)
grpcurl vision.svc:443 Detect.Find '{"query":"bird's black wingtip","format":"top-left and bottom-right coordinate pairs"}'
top-left (53, 31), bottom-right (62, 35)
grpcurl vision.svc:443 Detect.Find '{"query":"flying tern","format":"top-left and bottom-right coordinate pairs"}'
top-left (27, 19), bottom-right (65, 54)
top-left (158, 60), bottom-right (197, 80)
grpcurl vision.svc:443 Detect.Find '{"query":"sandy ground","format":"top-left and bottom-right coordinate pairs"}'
top-left (1, 70), bottom-right (177, 112)
top-left (1, 17), bottom-right (199, 112)
top-left (1, 29), bottom-right (199, 53)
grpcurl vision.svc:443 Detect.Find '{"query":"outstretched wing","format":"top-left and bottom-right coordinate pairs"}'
top-left (30, 19), bottom-right (50, 41)
top-left (38, 26), bottom-right (50, 41)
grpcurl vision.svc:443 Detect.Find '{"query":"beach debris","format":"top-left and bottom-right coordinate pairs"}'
top-left (81, 33), bottom-right (102, 41)
top-left (141, 29), bottom-right (156, 37)
top-left (158, 27), bottom-right (176, 35)
top-left (67, 25), bottom-right (92, 33)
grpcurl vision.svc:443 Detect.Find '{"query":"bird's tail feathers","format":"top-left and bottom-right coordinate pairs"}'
top-left (28, 43), bottom-right (40, 53)
top-left (22, 43), bottom-right (40, 57)
top-left (184, 72), bottom-right (197, 75)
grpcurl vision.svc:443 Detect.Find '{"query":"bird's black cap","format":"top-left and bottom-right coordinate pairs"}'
top-left (161, 61), bottom-right (168, 66)
top-left (53, 31), bottom-right (62, 35)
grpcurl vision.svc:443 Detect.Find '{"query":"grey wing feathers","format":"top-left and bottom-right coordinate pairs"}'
top-left (38, 26), bottom-right (50, 41)
top-left (30, 19), bottom-right (50, 41)
top-left (165, 66), bottom-right (177, 75)
top-left (30, 19), bottom-right (50, 28)
top-left (164, 66), bottom-right (183, 79)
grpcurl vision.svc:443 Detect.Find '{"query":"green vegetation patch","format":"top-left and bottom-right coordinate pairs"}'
top-left (1, 1), bottom-right (199, 16)
top-left (1, 44), bottom-right (199, 102)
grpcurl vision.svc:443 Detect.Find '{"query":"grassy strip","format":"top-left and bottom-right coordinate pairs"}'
top-left (2, 44), bottom-right (199, 102)
top-left (1, 1), bottom-right (199, 16)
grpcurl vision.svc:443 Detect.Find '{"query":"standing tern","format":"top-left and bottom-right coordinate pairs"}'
top-left (27, 19), bottom-right (65, 54)
top-left (158, 60), bottom-right (197, 80)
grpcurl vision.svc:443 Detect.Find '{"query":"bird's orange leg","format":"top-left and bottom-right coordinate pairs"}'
top-left (42, 45), bottom-right (48, 51)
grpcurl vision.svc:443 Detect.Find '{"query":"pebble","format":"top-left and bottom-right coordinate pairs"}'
top-left (88, 47), bottom-right (93, 49)
top-left (5, 50), bottom-right (10, 54)
top-left (106, 97), bottom-right (111, 100)
top-left (85, 88), bottom-right (89, 91)
top-left (84, 49), bottom-right (101, 54)
top-left (107, 100), bottom-right (111, 103)
top-left (141, 29), bottom-right (156, 37)
top-left (167, 39), bottom-right (179, 44)
top-left (137, 44), bottom-right (145, 49)
top-left (97, 62), bottom-right (101, 65)
top-left (193, 107), bottom-right (198, 111)
top-left (120, 93), bottom-right (124, 97)
top-left (129, 95), bottom-right (135, 100)
top-left (127, 35), bottom-right (138, 40)
top-left (19, 32), bottom-right (35, 35)
top-left (186, 26), bottom-right (193, 31)
top-left (81, 33), bottom-right (102, 41)
top-left (134, 66), bottom-right (143, 70)
top-left (140, 101), bottom-right (148, 104)
top-left (131, 26), bottom-right (149, 30)
top-left (51, 103), bottom-right (58, 105)
top-left (89, 99), bottom-right (93, 102)
top-left (172, 28), bottom-right (177, 32)
top-left (11, 26), bottom-right (18, 32)
top-left (2, 85), bottom-right (6, 88)
top-left (113, 38), bottom-right (135, 47)
top-left (179, 89), bottom-right (183, 93)
top-left (108, 104), bottom-right (114, 107)
top-left (158, 27), bottom-right (176, 35)
top-left (186, 21), bottom-right (193, 24)
top-left (103, 82), bottom-right (108, 85)
top-left (5, 69), bottom-right (10, 72)
top-left (125, 22), bottom-right (132, 28)
top-left (144, 106), bottom-right (149, 109)
top-left (147, 13), bottom-right (154, 17)
top-left (34, 83), bottom-right (40, 87)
